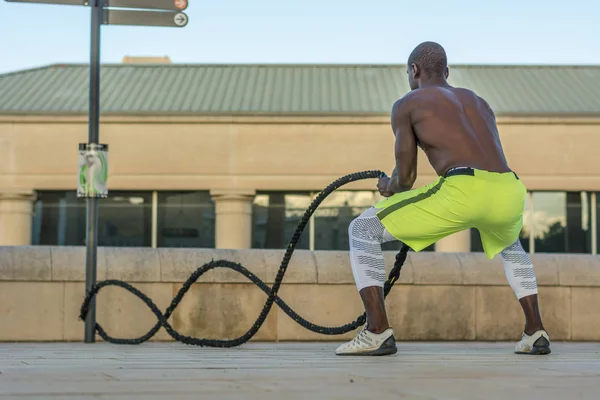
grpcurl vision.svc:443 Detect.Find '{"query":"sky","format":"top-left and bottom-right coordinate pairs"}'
top-left (0, 0), bottom-right (599, 74)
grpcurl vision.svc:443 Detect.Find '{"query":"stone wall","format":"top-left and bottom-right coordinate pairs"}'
top-left (1, 246), bottom-right (599, 342)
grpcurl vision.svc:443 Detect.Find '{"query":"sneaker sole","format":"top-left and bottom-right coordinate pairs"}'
top-left (515, 346), bottom-right (551, 355)
top-left (514, 336), bottom-right (551, 355)
top-left (336, 335), bottom-right (398, 356)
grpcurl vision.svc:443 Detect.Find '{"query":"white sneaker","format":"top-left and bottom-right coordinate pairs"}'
top-left (335, 326), bottom-right (397, 356)
top-left (514, 329), bottom-right (551, 355)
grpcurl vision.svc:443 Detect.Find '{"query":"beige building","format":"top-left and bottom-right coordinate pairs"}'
top-left (1, 61), bottom-right (599, 254)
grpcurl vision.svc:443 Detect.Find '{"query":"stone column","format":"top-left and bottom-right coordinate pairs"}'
top-left (0, 190), bottom-right (36, 246)
top-left (435, 230), bottom-right (471, 253)
top-left (210, 189), bottom-right (256, 249)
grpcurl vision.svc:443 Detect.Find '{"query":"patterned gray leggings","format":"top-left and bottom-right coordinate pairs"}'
top-left (348, 207), bottom-right (397, 291)
top-left (348, 207), bottom-right (538, 299)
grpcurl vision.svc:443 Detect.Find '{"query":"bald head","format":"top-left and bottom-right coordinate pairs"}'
top-left (407, 41), bottom-right (448, 79)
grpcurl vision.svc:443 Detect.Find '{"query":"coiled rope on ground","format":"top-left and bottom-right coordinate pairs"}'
top-left (79, 170), bottom-right (409, 347)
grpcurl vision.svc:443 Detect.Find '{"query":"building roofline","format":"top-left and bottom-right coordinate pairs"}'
top-left (2, 62), bottom-right (600, 77)
top-left (0, 110), bottom-right (598, 116)
top-left (1, 112), bottom-right (600, 125)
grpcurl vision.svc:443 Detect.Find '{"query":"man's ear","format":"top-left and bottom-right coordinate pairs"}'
top-left (411, 63), bottom-right (419, 78)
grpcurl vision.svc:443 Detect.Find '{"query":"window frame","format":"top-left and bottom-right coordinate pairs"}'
top-left (32, 190), bottom-right (216, 248)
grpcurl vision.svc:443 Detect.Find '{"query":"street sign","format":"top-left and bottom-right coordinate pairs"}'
top-left (104, 0), bottom-right (187, 11)
top-left (103, 9), bottom-right (189, 27)
top-left (4, 0), bottom-right (89, 5)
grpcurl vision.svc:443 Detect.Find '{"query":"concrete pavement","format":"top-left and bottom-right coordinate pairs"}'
top-left (1, 342), bottom-right (599, 399)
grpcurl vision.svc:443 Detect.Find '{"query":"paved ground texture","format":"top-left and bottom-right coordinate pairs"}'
top-left (0, 342), bottom-right (599, 400)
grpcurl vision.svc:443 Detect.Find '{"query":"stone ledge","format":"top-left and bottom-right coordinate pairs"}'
top-left (3, 282), bottom-right (594, 342)
top-left (1, 246), bottom-right (599, 287)
top-left (51, 246), bottom-right (108, 281)
top-left (0, 246), bottom-right (51, 281)
top-left (555, 254), bottom-right (600, 286)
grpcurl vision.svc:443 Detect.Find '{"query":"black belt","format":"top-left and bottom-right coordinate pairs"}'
top-left (444, 167), bottom-right (519, 180)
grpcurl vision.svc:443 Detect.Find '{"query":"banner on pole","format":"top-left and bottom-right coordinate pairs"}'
top-left (78, 143), bottom-right (109, 198)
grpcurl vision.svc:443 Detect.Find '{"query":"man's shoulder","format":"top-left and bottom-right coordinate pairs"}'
top-left (391, 90), bottom-right (433, 118)
top-left (391, 91), bottom-right (420, 113)
top-left (394, 90), bottom-right (421, 105)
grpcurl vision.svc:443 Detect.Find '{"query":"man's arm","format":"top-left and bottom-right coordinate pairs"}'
top-left (387, 98), bottom-right (418, 193)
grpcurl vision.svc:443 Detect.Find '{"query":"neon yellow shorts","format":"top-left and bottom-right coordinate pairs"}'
top-left (374, 168), bottom-right (526, 259)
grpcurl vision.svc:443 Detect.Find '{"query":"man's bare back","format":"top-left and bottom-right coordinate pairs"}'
top-left (396, 85), bottom-right (511, 178)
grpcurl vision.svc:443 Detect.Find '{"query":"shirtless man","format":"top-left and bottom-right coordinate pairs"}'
top-left (335, 42), bottom-right (550, 356)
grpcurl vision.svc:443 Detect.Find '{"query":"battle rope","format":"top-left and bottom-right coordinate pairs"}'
top-left (79, 170), bottom-right (409, 347)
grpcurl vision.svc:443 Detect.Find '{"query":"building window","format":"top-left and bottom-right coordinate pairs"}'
top-left (531, 192), bottom-right (567, 253)
top-left (32, 190), bottom-right (215, 248)
top-left (470, 191), bottom-right (592, 254)
top-left (157, 191), bottom-right (215, 248)
top-left (32, 191), bottom-right (152, 247)
top-left (249, 189), bottom-right (593, 254)
top-left (250, 190), bottom-right (428, 252)
top-left (595, 192), bottom-right (599, 254)
top-left (566, 192), bottom-right (592, 253)
top-left (530, 191), bottom-right (592, 254)
top-left (252, 192), bottom-right (311, 249)
top-left (313, 191), bottom-right (377, 251)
